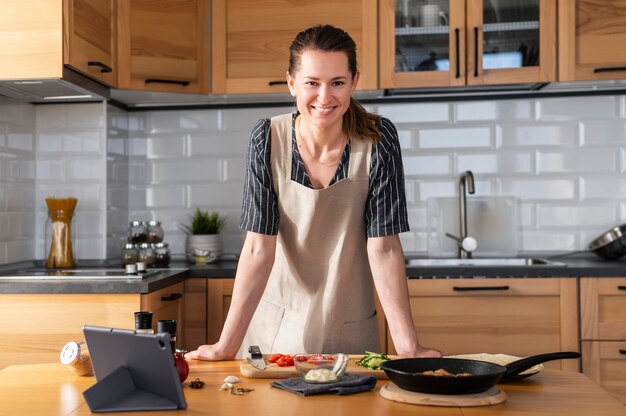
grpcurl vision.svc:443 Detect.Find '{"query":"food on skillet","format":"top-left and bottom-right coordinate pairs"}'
top-left (417, 368), bottom-right (473, 377)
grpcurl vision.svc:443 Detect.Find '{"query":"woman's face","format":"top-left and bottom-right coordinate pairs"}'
top-left (287, 49), bottom-right (359, 131)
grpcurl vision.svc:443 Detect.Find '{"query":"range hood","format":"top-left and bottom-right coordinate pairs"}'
top-left (0, 67), bottom-right (109, 103)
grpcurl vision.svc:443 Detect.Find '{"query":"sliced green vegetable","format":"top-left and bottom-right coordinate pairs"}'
top-left (354, 351), bottom-right (391, 370)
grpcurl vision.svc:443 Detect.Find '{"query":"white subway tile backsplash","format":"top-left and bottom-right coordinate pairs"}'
top-left (219, 106), bottom-right (291, 131)
top-left (519, 203), bottom-right (535, 228)
top-left (403, 155), bottom-right (450, 176)
top-left (521, 230), bottom-right (578, 252)
top-left (457, 152), bottom-right (532, 175)
top-left (188, 132), bottom-right (250, 156)
top-left (418, 127), bottom-right (492, 149)
top-left (188, 183), bottom-right (243, 207)
top-left (146, 134), bottom-right (187, 159)
top-left (537, 96), bottom-right (618, 120)
top-left (5, 185), bottom-right (36, 209)
top-left (581, 176), bottom-right (626, 200)
top-left (8, 159), bottom-right (35, 181)
top-left (146, 186), bottom-right (186, 208)
top-left (6, 129), bottom-right (34, 151)
top-left (396, 129), bottom-right (412, 149)
top-left (498, 124), bottom-right (578, 147)
top-left (151, 159), bottom-right (221, 183)
top-left (580, 120), bottom-right (626, 145)
top-left (377, 103), bottom-right (450, 123)
top-left (417, 180), bottom-right (456, 201)
top-left (537, 204), bottom-right (618, 228)
top-left (68, 158), bottom-right (106, 181)
top-left (501, 178), bottom-right (576, 200)
top-left (537, 148), bottom-right (618, 174)
top-left (455, 100), bottom-right (532, 121)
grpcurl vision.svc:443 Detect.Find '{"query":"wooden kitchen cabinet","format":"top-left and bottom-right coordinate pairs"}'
top-left (181, 278), bottom-right (208, 351)
top-left (140, 281), bottom-right (185, 345)
top-left (206, 278), bottom-right (234, 344)
top-left (379, 0), bottom-right (556, 89)
top-left (64, 0), bottom-right (117, 87)
top-left (0, 0), bottom-right (116, 86)
top-left (580, 277), bottom-right (626, 404)
top-left (558, 1), bottom-right (626, 82)
top-left (387, 278), bottom-right (579, 371)
top-left (0, 281), bottom-right (185, 370)
top-left (117, 0), bottom-right (210, 94)
top-left (211, 0), bottom-right (378, 95)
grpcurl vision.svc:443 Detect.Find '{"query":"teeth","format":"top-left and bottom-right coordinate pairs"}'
top-left (314, 107), bottom-right (333, 113)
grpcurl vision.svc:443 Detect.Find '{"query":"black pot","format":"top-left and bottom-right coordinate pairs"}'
top-left (588, 224), bottom-right (626, 260)
top-left (380, 351), bottom-right (581, 395)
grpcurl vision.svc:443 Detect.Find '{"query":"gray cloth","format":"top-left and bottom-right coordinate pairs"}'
top-left (270, 374), bottom-right (377, 396)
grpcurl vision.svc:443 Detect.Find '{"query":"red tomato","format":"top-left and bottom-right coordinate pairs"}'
top-left (269, 353), bottom-right (283, 363)
top-left (277, 354), bottom-right (294, 367)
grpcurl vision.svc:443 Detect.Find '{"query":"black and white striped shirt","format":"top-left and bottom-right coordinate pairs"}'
top-left (240, 113), bottom-right (409, 238)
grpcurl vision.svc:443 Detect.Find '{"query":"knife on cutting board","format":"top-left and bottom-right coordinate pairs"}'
top-left (246, 345), bottom-right (267, 370)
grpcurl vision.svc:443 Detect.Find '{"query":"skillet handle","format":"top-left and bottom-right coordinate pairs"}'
top-left (502, 351), bottom-right (581, 380)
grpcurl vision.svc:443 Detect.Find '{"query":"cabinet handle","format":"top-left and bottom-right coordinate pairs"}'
top-left (474, 27), bottom-right (479, 77)
top-left (454, 28), bottom-right (460, 78)
top-left (453, 285), bottom-right (510, 292)
top-left (594, 66), bottom-right (626, 74)
top-left (145, 79), bottom-right (190, 86)
top-left (618, 285), bottom-right (626, 291)
top-left (161, 293), bottom-right (182, 301)
top-left (87, 61), bottom-right (112, 73)
top-left (620, 349), bottom-right (626, 355)
top-left (268, 81), bottom-right (288, 86)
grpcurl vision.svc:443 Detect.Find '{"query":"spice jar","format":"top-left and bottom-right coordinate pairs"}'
top-left (138, 243), bottom-right (156, 267)
top-left (121, 243), bottom-right (139, 266)
top-left (153, 242), bottom-right (171, 267)
top-left (134, 311), bottom-right (154, 334)
top-left (129, 221), bottom-right (147, 244)
top-left (147, 220), bottom-right (164, 244)
top-left (60, 341), bottom-right (93, 376)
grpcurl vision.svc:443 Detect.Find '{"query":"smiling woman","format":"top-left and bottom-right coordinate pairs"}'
top-left (186, 25), bottom-right (442, 362)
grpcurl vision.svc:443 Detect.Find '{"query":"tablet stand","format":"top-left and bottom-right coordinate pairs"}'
top-left (83, 365), bottom-right (180, 413)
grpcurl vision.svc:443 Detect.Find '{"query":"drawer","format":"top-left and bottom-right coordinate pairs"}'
top-left (580, 278), bottom-right (626, 340)
top-left (581, 340), bottom-right (626, 405)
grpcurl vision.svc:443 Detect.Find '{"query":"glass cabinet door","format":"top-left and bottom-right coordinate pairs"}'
top-left (467, 0), bottom-right (556, 85)
top-left (379, 0), bottom-right (556, 89)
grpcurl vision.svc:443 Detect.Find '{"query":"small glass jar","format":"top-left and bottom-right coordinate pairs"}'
top-left (129, 221), bottom-right (147, 244)
top-left (138, 243), bottom-right (156, 267)
top-left (147, 220), bottom-right (165, 244)
top-left (134, 311), bottom-right (154, 334)
top-left (153, 242), bottom-right (171, 267)
top-left (60, 341), bottom-right (93, 376)
top-left (121, 243), bottom-right (139, 266)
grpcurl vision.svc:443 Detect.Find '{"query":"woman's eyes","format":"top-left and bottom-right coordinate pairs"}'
top-left (304, 81), bottom-right (346, 87)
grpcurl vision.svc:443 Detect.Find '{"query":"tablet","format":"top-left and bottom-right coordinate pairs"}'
top-left (82, 325), bottom-right (187, 412)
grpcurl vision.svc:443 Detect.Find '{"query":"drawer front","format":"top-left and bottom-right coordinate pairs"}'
top-left (582, 340), bottom-right (626, 405)
top-left (141, 282), bottom-right (185, 344)
top-left (580, 278), bottom-right (626, 340)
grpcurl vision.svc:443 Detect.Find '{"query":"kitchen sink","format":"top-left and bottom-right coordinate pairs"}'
top-left (405, 258), bottom-right (566, 267)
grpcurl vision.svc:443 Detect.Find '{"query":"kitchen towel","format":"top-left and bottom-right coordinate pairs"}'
top-left (270, 374), bottom-right (377, 396)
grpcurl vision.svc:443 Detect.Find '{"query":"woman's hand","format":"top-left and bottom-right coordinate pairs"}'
top-left (401, 344), bottom-right (444, 358)
top-left (185, 343), bottom-right (236, 361)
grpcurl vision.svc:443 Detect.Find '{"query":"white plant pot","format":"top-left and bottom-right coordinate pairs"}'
top-left (186, 234), bottom-right (222, 264)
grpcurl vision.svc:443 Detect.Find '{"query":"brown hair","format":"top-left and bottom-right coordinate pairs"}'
top-left (288, 24), bottom-right (381, 144)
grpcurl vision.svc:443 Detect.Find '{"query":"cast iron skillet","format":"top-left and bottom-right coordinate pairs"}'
top-left (380, 351), bottom-right (581, 395)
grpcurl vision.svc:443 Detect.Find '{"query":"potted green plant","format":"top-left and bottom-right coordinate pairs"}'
top-left (182, 208), bottom-right (226, 263)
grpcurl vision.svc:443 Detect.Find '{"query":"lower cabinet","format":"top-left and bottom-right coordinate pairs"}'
top-left (387, 278), bottom-right (579, 372)
top-left (0, 281), bottom-right (185, 370)
top-left (580, 277), bottom-right (626, 404)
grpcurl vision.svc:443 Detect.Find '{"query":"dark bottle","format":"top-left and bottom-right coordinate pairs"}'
top-left (134, 311), bottom-right (154, 334)
top-left (157, 319), bottom-right (177, 352)
top-left (157, 319), bottom-right (189, 382)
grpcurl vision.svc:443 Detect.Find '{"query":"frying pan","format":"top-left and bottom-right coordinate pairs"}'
top-left (380, 351), bottom-right (581, 395)
top-left (548, 224), bottom-right (626, 260)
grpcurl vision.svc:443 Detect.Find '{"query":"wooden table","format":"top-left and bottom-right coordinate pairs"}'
top-left (1, 360), bottom-right (624, 416)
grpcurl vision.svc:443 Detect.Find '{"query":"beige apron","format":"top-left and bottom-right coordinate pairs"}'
top-left (240, 113), bottom-right (379, 355)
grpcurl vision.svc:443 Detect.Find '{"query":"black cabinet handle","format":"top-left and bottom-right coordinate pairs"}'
top-left (619, 349), bottom-right (626, 355)
top-left (145, 79), bottom-right (190, 86)
top-left (455, 28), bottom-right (460, 78)
top-left (618, 285), bottom-right (626, 291)
top-left (453, 285), bottom-right (510, 292)
top-left (268, 81), bottom-right (288, 86)
top-left (87, 61), bottom-right (112, 73)
top-left (474, 27), bottom-right (479, 77)
top-left (161, 293), bottom-right (182, 302)
top-left (594, 66), bottom-right (626, 74)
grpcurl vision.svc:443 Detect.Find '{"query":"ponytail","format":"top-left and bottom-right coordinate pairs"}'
top-left (344, 97), bottom-right (381, 144)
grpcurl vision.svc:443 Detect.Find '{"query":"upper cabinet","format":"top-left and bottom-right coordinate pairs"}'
top-left (64, 0), bottom-right (117, 87)
top-left (558, 0), bottom-right (626, 82)
top-left (117, 0), bottom-right (210, 94)
top-left (211, 0), bottom-right (378, 95)
top-left (379, 0), bottom-right (557, 89)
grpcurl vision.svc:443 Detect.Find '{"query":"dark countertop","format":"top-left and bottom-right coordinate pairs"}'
top-left (1, 254), bottom-right (625, 294)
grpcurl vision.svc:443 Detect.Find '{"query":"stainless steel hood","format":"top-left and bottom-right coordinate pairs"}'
top-left (0, 67), bottom-right (109, 103)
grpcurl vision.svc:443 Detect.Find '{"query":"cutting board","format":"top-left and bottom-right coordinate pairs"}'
top-left (239, 355), bottom-right (388, 380)
top-left (379, 383), bottom-right (506, 407)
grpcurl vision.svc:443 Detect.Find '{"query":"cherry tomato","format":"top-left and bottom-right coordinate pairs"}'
top-left (269, 353), bottom-right (283, 363)
top-left (277, 354), bottom-right (294, 367)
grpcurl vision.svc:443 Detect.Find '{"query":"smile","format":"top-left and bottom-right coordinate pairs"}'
top-left (312, 106), bottom-right (336, 113)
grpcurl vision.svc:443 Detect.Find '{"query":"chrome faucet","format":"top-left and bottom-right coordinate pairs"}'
top-left (458, 170), bottom-right (475, 258)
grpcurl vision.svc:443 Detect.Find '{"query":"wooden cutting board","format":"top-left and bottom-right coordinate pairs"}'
top-left (379, 383), bottom-right (506, 407)
top-left (239, 355), bottom-right (388, 379)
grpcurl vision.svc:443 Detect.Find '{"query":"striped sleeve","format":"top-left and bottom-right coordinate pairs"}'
top-left (366, 117), bottom-right (410, 237)
top-left (239, 118), bottom-right (279, 235)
